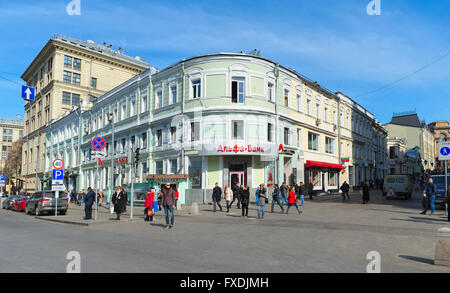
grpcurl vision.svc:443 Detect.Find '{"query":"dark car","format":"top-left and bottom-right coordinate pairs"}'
top-left (25, 191), bottom-right (68, 216)
top-left (2, 196), bottom-right (20, 210)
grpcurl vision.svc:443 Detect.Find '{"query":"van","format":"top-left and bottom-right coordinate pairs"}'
top-left (383, 175), bottom-right (413, 199)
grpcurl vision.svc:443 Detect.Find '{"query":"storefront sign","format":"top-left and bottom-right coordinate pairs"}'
top-left (116, 157), bottom-right (128, 164)
top-left (199, 143), bottom-right (277, 157)
top-left (217, 145), bottom-right (265, 153)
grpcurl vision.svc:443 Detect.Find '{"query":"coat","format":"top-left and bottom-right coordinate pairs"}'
top-left (145, 192), bottom-right (154, 209)
top-left (224, 188), bottom-right (233, 201)
top-left (212, 186), bottom-right (222, 201)
top-left (288, 191), bottom-right (297, 204)
top-left (161, 188), bottom-right (176, 207)
top-left (340, 183), bottom-right (350, 192)
top-left (256, 189), bottom-right (266, 206)
top-left (112, 191), bottom-right (127, 213)
top-left (84, 190), bottom-right (95, 206)
top-left (362, 184), bottom-right (370, 201)
top-left (240, 189), bottom-right (250, 206)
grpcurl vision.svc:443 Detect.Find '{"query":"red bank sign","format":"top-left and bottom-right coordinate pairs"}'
top-left (217, 145), bottom-right (265, 153)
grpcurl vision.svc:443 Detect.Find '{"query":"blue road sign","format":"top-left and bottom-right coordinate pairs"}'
top-left (441, 147), bottom-right (450, 156)
top-left (92, 137), bottom-right (106, 151)
top-left (0, 174), bottom-right (5, 181)
top-left (21, 85), bottom-right (35, 101)
top-left (52, 169), bottom-right (64, 181)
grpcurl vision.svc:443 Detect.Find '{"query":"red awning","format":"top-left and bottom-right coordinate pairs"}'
top-left (306, 160), bottom-right (345, 170)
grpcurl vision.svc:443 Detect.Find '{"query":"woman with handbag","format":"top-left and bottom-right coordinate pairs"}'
top-left (144, 188), bottom-right (155, 222)
top-left (257, 184), bottom-right (267, 219)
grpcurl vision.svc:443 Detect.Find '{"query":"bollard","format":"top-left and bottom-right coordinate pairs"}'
top-left (191, 202), bottom-right (199, 215)
top-left (434, 227), bottom-right (450, 266)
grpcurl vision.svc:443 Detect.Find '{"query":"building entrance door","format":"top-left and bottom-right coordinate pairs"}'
top-left (230, 172), bottom-right (245, 189)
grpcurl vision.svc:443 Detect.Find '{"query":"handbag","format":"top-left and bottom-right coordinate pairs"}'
top-left (147, 208), bottom-right (154, 217)
top-left (265, 197), bottom-right (269, 204)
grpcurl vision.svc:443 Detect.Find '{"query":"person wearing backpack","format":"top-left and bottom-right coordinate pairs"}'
top-left (421, 178), bottom-right (437, 215)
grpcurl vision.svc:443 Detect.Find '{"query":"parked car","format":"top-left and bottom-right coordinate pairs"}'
top-left (25, 191), bottom-right (69, 216)
top-left (383, 175), bottom-right (413, 200)
top-left (2, 195), bottom-right (20, 210)
top-left (12, 196), bottom-right (30, 212)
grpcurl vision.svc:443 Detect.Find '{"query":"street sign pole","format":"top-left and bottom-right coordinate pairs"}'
top-left (95, 161), bottom-right (99, 221)
top-left (55, 190), bottom-right (59, 216)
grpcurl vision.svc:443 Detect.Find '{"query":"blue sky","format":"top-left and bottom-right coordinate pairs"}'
top-left (0, 0), bottom-right (449, 124)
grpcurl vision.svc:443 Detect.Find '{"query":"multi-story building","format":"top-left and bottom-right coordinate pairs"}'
top-left (428, 121), bottom-right (450, 172)
top-left (384, 112), bottom-right (436, 172)
top-left (0, 115), bottom-right (24, 169)
top-left (46, 52), bottom-right (387, 204)
top-left (21, 36), bottom-right (152, 192)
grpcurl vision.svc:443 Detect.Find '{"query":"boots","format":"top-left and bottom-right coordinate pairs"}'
top-left (262, 212), bottom-right (264, 219)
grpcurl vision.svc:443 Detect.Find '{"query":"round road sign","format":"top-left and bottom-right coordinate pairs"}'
top-left (92, 137), bottom-right (106, 151)
top-left (53, 159), bottom-right (64, 170)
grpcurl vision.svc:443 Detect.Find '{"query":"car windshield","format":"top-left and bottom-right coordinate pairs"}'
top-left (396, 178), bottom-right (405, 183)
top-left (43, 191), bottom-right (56, 198)
top-left (387, 178), bottom-right (395, 183)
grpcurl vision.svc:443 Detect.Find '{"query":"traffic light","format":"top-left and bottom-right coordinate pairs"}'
top-left (134, 148), bottom-right (140, 165)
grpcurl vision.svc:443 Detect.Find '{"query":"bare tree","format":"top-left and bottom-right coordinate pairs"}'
top-left (4, 141), bottom-right (23, 189)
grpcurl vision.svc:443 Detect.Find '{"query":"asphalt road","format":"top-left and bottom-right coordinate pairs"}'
top-left (1, 188), bottom-right (450, 273)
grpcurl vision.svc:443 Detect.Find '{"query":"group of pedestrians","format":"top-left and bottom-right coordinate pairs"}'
top-left (211, 182), bottom-right (304, 219)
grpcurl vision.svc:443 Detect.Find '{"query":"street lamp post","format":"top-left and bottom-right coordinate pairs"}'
top-left (108, 112), bottom-right (115, 213)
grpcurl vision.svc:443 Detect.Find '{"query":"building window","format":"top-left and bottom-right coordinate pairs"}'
top-left (142, 95), bottom-right (148, 113)
top-left (155, 161), bottom-right (163, 175)
top-left (62, 92), bottom-right (71, 105)
top-left (325, 137), bottom-right (335, 154)
top-left (284, 89), bottom-right (289, 107)
top-left (121, 103), bottom-right (126, 120)
top-left (73, 58), bottom-right (81, 71)
top-left (297, 93), bottom-right (302, 112)
top-left (316, 103), bottom-right (320, 119)
top-left (72, 73), bottom-right (81, 86)
top-left (231, 77), bottom-right (245, 104)
top-left (297, 129), bottom-right (302, 147)
top-left (141, 132), bottom-right (147, 149)
top-left (72, 93), bottom-right (80, 106)
top-left (64, 56), bottom-right (72, 68)
top-left (170, 127), bottom-right (177, 144)
top-left (306, 99), bottom-right (311, 116)
top-left (130, 99), bottom-right (136, 116)
top-left (156, 91), bottom-right (162, 109)
top-left (324, 107), bottom-right (329, 122)
top-left (63, 71), bottom-right (72, 83)
top-left (268, 82), bottom-right (274, 102)
top-left (191, 122), bottom-right (200, 142)
top-left (284, 128), bottom-right (290, 146)
top-left (232, 120), bottom-right (244, 140)
top-left (170, 85), bottom-right (177, 105)
top-left (91, 77), bottom-right (97, 89)
top-left (156, 129), bottom-right (162, 147)
top-left (268, 123), bottom-right (273, 142)
top-left (192, 79), bottom-right (201, 99)
top-left (308, 132), bottom-right (319, 151)
top-left (170, 159), bottom-right (178, 174)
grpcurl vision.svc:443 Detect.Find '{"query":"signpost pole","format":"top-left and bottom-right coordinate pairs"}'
top-left (95, 160), bottom-right (99, 221)
top-left (55, 190), bottom-right (59, 216)
top-left (446, 160), bottom-right (448, 203)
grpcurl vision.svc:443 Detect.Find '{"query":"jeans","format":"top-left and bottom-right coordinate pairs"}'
top-left (300, 195), bottom-right (304, 206)
top-left (84, 204), bottom-right (92, 219)
top-left (423, 195), bottom-right (435, 214)
top-left (286, 202), bottom-right (301, 214)
top-left (257, 205), bottom-right (265, 216)
top-left (229, 196), bottom-right (240, 208)
top-left (271, 198), bottom-right (284, 212)
top-left (226, 200), bottom-right (230, 211)
top-left (281, 192), bottom-right (287, 205)
top-left (213, 199), bottom-right (222, 212)
top-left (342, 191), bottom-right (350, 200)
top-left (164, 205), bottom-right (174, 226)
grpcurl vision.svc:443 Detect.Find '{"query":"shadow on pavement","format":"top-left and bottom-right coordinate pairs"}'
top-left (398, 255), bottom-right (434, 265)
top-left (391, 216), bottom-right (449, 224)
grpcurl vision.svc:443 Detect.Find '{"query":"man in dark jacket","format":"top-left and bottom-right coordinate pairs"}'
top-left (421, 178), bottom-right (437, 215)
top-left (229, 182), bottom-right (241, 209)
top-left (340, 181), bottom-right (350, 201)
top-left (112, 186), bottom-right (127, 220)
top-left (212, 183), bottom-right (223, 212)
top-left (84, 187), bottom-right (95, 220)
top-left (161, 183), bottom-right (176, 229)
top-left (362, 181), bottom-right (370, 204)
top-left (280, 182), bottom-right (288, 205)
top-left (308, 181), bottom-right (314, 200)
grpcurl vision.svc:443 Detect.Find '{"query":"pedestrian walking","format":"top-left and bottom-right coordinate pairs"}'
top-left (421, 178), bottom-right (437, 215)
top-left (340, 181), bottom-right (350, 201)
top-left (224, 185), bottom-right (233, 213)
top-left (271, 184), bottom-right (284, 213)
top-left (161, 183), bottom-right (176, 229)
top-left (240, 185), bottom-right (250, 219)
top-left (97, 191), bottom-right (104, 207)
top-left (362, 181), bottom-right (370, 204)
top-left (84, 187), bottom-right (95, 220)
top-left (280, 182), bottom-right (288, 205)
top-left (286, 187), bottom-right (302, 215)
top-left (112, 186), bottom-right (127, 220)
top-left (298, 182), bottom-right (305, 206)
top-left (212, 182), bottom-right (223, 212)
top-left (144, 188), bottom-right (155, 222)
top-left (256, 184), bottom-right (267, 219)
top-left (229, 182), bottom-right (241, 209)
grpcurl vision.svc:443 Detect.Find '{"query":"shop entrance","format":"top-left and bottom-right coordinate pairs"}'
top-left (230, 172), bottom-right (245, 189)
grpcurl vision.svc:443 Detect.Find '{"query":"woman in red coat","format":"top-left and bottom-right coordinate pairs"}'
top-left (144, 188), bottom-right (155, 222)
top-left (286, 187), bottom-right (302, 215)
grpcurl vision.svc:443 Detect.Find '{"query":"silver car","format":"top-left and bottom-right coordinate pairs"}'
top-left (25, 191), bottom-right (68, 216)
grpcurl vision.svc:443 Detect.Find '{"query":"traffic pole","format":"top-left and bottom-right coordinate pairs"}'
top-left (55, 190), bottom-right (59, 216)
top-left (95, 161), bottom-right (99, 221)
